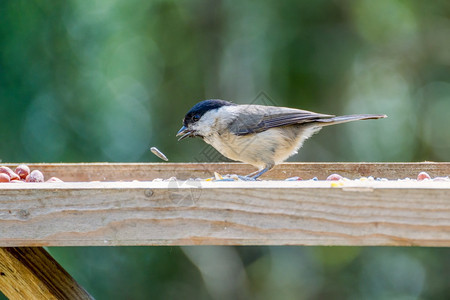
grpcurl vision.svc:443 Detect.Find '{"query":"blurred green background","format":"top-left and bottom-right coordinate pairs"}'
top-left (1, 0), bottom-right (449, 299)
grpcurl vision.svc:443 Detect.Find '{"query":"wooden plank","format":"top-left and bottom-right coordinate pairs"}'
top-left (2, 162), bottom-right (450, 181)
top-left (0, 247), bottom-right (93, 299)
top-left (0, 181), bottom-right (449, 247)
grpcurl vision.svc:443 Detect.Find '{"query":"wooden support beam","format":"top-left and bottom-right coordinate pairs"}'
top-left (0, 180), bottom-right (449, 247)
top-left (0, 247), bottom-right (93, 299)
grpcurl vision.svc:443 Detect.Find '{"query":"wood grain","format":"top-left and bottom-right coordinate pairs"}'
top-left (0, 247), bottom-right (93, 299)
top-left (1, 180), bottom-right (449, 247)
top-left (3, 162), bottom-right (450, 181)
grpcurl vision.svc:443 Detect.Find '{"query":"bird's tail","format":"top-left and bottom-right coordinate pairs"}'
top-left (316, 114), bottom-right (387, 126)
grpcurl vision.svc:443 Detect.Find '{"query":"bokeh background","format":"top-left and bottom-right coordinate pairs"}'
top-left (1, 0), bottom-right (449, 299)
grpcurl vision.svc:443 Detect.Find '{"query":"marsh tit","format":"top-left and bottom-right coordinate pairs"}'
top-left (177, 100), bottom-right (386, 179)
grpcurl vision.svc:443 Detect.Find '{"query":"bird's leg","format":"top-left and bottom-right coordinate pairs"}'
top-left (245, 163), bottom-right (274, 180)
top-left (250, 167), bottom-right (270, 179)
top-left (245, 169), bottom-right (261, 177)
top-left (229, 167), bottom-right (266, 181)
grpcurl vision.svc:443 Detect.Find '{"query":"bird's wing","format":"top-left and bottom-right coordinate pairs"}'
top-left (228, 105), bottom-right (334, 135)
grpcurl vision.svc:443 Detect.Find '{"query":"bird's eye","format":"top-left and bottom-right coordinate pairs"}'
top-left (193, 115), bottom-right (200, 122)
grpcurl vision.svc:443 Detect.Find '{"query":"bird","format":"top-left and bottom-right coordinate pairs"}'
top-left (177, 99), bottom-right (386, 179)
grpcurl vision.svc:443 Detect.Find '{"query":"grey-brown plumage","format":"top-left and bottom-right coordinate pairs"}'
top-left (177, 100), bottom-right (386, 179)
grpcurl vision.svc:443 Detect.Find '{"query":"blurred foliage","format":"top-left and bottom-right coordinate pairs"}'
top-left (1, 0), bottom-right (449, 299)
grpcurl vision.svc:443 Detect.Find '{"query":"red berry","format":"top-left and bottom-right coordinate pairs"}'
top-left (417, 172), bottom-right (431, 181)
top-left (0, 166), bottom-right (20, 181)
top-left (326, 174), bottom-right (343, 181)
top-left (0, 173), bottom-right (10, 182)
top-left (27, 170), bottom-right (44, 182)
top-left (15, 164), bottom-right (30, 180)
top-left (46, 177), bottom-right (63, 182)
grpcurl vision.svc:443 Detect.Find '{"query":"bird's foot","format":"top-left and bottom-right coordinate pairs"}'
top-left (215, 174), bottom-right (257, 181)
top-left (237, 175), bottom-right (257, 181)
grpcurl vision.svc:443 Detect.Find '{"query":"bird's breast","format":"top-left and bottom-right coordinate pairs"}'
top-left (204, 125), bottom-right (323, 167)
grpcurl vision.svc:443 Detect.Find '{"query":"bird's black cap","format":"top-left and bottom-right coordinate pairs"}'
top-left (183, 99), bottom-right (234, 126)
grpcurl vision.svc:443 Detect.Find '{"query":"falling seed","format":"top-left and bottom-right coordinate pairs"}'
top-left (150, 147), bottom-right (168, 161)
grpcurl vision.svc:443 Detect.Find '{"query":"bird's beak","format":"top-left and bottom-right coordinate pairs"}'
top-left (176, 126), bottom-right (193, 141)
